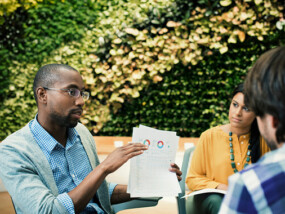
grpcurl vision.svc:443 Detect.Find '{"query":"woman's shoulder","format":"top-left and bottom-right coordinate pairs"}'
top-left (197, 125), bottom-right (227, 145)
top-left (201, 125), bottom-right (227, 137)
top-left (196, 125), bottom-right (228, 148)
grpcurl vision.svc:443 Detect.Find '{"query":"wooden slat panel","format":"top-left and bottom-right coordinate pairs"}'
top-left (93, 136), bottom-right (199, 154)
top-left (0, 136), bottom-right (199, 154)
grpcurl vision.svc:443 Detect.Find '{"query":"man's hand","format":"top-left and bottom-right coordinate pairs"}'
top-left (169, 163), bottom-right (182, 181)
top-left (101, 143), bottom-right (148, 175)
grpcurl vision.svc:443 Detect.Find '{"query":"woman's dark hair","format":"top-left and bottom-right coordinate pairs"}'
top-left (232, 83), bottom-right (260, 163)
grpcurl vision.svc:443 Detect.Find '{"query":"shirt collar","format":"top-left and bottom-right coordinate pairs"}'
top-left (29, 115), bottom-right (81, 154)
top-left (279, 143), bottom-right (285, 152)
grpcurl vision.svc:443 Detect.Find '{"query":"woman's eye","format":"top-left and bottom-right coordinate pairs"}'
top-left (243, 106), bottom-right (250, 112)
top-left (233, 103), bottom-right (238, 107)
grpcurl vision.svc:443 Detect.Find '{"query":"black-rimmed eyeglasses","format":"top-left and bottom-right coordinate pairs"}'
top-left (43, 87), bottom-right (89, 101)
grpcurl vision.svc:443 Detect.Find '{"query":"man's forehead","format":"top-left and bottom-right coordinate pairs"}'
top-left (53, 69), bottom-right (84, 87)
top-left (56, 67), bottom-right (77, 75)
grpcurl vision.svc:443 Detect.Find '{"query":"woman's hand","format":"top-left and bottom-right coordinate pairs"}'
top-left (216, 183), bottom-right (228, 190)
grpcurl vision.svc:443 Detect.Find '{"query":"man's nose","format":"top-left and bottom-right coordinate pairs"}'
top-left (75, 95), bottom-right (85, 107)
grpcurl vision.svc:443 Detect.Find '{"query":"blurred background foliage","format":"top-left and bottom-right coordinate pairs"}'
top-left (0, 0), bottom-right (284, 139)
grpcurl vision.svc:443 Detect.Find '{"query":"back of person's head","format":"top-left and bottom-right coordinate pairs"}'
top-left (232, 82), bottom-right (260, 162)
top-left (33, 64), bottom-right (78, 103)
top-left (244, 46), bottom-right (285, 143)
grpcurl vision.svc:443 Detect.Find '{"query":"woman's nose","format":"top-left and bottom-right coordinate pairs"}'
top-left (236, 107), bottom-right (242, 116)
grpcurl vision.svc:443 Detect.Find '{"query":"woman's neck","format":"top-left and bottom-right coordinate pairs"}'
top-left (221, 124), bottom-right (251, 138)
top-left (230, 124), bottom-right (251, 138)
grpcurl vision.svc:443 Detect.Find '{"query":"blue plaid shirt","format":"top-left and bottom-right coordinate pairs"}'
top-left (29, 116), bottom-right (116, 214)
top-left (219, 143), bottom-right (285, 214)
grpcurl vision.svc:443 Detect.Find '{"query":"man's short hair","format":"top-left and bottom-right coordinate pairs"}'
top-left (33, 64), bottom-right (78, 103)
top-left (244, 46), bottom-right (285, 143)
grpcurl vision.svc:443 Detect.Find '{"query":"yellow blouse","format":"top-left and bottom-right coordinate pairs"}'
top-left (186, 126), bottom-right (270, 191)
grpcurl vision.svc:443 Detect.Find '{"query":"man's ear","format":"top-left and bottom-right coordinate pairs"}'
top-left (37, 87), bottom-right (47, 104)
top-left (272, 116), bottom-right (279, 129)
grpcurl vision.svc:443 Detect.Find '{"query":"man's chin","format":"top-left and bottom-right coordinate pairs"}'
top-left (67, 120), bottom-right (79, 128)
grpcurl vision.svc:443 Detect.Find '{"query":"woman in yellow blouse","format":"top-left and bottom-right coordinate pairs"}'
top-left (185, 83), bottom-right (270, 214)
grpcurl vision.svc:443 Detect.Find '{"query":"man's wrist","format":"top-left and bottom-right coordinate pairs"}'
top-left (97, 162), bottom-right (110, 177)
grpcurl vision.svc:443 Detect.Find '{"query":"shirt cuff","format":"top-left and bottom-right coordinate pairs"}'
top-left (109, 183), bottom-right (118, 198)
top-left (57, 192), bottom-right (75, 214)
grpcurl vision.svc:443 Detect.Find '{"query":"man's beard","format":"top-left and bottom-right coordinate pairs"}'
top-left (50, 110), bottom-right (78, 128)
top-left (263, 137), bottom-right (278, 150)
top-left (261, 129), bottom-right (278, 150)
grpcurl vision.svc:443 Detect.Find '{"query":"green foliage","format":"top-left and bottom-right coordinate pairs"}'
top-left (88, 0), bottom-right (284, 135)
top-left (0, 0), bottom-right (42, 18)
top-left (0, 0), bottom-right (284, 140)
top-left (0, 63), bottom-right (38, 137)
top-left (98, 34), bottom-right (284, 137)
top-left (0, 0), bottom-right (108, 139)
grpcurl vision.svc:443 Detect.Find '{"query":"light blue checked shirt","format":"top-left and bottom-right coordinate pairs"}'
top-left (219, 143), bottom-right (285, 214)
top-left (29, 116), bottom-right (116, 214)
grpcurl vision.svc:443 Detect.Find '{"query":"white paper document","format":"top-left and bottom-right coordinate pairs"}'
top-left (181, 189), bottom-right (227, 199)
top-left (127, 125), bottom-right (181, 197)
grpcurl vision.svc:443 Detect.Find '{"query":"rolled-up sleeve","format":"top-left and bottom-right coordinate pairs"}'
top-left (57, 193), bottom-right (75, 214)
top-left (109, 183), bottom-right (118, 198)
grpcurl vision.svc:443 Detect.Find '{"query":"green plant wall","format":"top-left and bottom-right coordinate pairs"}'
top-left (98, 34), bottom-right (284, 137)
top-left (0, 0), bottom-right (284, 140)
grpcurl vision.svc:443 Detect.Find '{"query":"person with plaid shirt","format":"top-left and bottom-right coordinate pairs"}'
top-left (219, 46), bottom-right (285, 213)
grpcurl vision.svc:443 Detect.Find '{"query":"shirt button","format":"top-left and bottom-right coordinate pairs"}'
top-left (243, 136), bottom-right (246, 138)
top-left (237, 163), bottom-right (240, 165)
top-left (241, 141), bottom-right (243, 144)
top-left (71, 174), bottom-right (75, 178)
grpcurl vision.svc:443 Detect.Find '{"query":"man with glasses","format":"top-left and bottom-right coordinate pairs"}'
top-left (43, 87), bottom-right (90, 100)
top-left (0, 64), bottom-right (182, 213)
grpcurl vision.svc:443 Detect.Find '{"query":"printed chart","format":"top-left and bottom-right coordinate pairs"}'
top-left (127, 125), bottom-right (181, 197)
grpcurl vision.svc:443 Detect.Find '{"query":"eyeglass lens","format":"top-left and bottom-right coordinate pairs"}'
top-left (69, 89), bottom-right (89, 100)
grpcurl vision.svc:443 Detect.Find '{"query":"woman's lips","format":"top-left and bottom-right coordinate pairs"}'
top-left (232, 117), bottom-right (241, 123)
